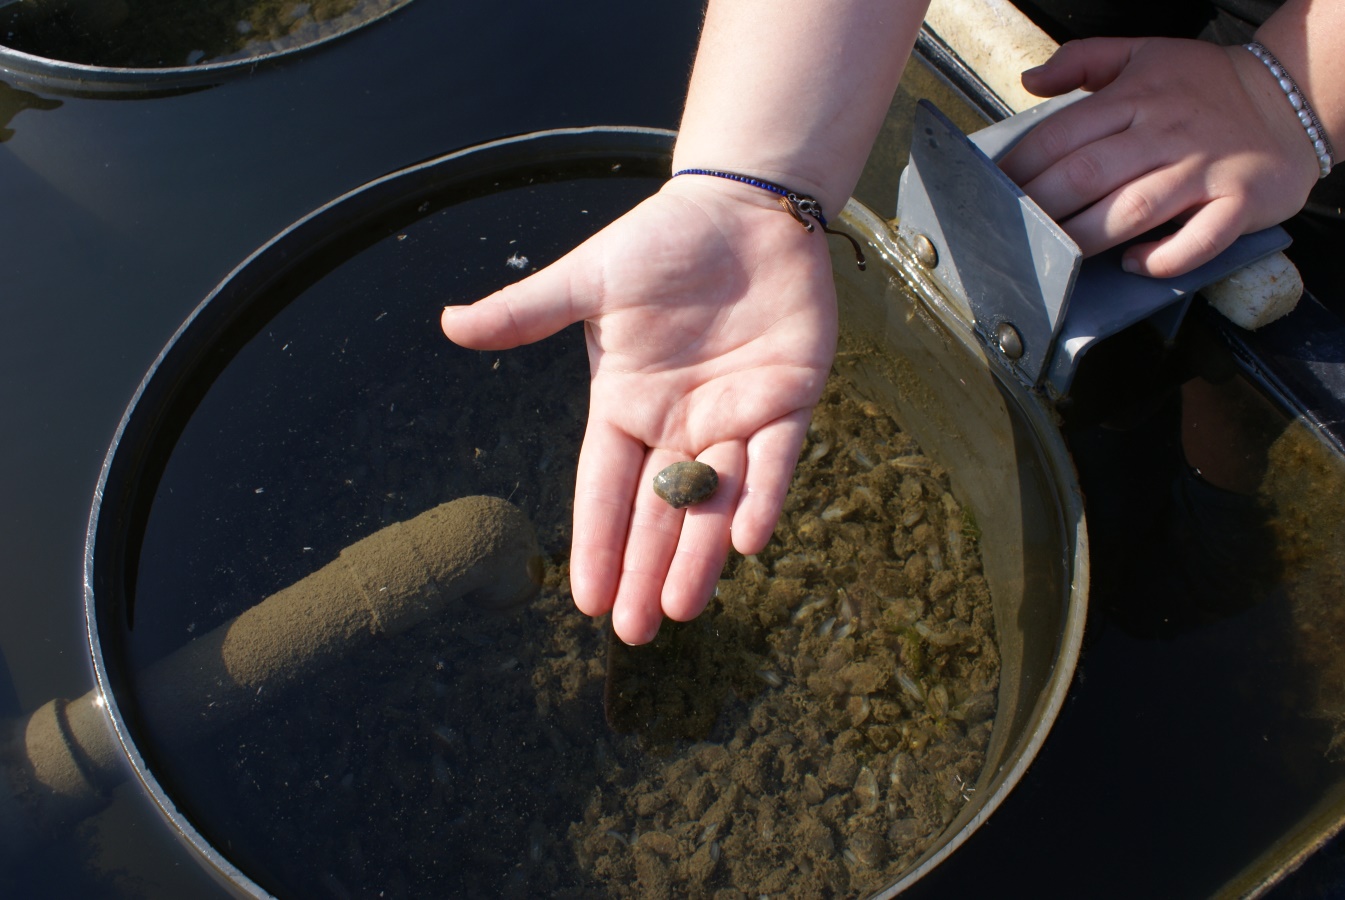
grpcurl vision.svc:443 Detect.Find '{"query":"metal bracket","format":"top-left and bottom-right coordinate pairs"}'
top-left (896, 98), bottom-right (1290, 399)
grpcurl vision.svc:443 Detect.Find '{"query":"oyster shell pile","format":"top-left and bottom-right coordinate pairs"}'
top-left (573, 377), bottom-right (1000, 898)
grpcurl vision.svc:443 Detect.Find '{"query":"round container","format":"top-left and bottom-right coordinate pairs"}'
top-left (83, 127), bottom-right (1086, 897)
top-left (0, 0), bottom-right (414, 88)
top-left (831, 198), bottom-right (1087, 893)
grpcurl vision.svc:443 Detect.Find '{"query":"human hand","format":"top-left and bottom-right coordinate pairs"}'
top-left (999, 37), bottom-right (1321, 278)
top-left (441, 176), bottom-right (838, 644)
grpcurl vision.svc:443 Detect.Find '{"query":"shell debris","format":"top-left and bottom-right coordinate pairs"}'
top-left (652, 460), bottom-right (720, 508)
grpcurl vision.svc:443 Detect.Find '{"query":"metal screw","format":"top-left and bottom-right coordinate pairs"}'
top-left (996, 322), bottom-right (1024, 360)
top-left (911, 233), bottom-right (938, 269)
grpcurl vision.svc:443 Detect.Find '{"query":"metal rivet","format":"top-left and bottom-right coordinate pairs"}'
top-left (996, 322), bottom-right (1024, 360)
top-left (911, 233), bottom-right (938, 269)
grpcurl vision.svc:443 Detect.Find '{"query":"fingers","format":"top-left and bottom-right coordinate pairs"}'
top-left (660, 441), bottom-right (746, 624)
top-left (440, 254), bottom-right (595, 351)
top-left (1120, 197), bottom-right (1245, 279)
top-left (1057, 163), bottom-right (1198, 258)
top-left (1050, 153), bottom-right (1247, 278)
top-left (731, 410), bottom-right (811, 555)
top-left (595, 418), bottom-right (809, 644)
top-left (572, 411), bottom-right (815, 643)
top-left (1058, 151), bottom-right (1250, 267)
top-left (1010, 116), bottom-right (1167, 222)
top-left (571, 434), bottom-right (753, 645)
top-left (1000, 88), bottom-right (1139, 189)
top-left (1004, 38), bottom-right (1263, 276)
top-left (569, 422), bottom-right (644, 619)
top-left (1020, 38), bottom-right (1137, 98)
top-left (607, 448), bottom-right (698, 645)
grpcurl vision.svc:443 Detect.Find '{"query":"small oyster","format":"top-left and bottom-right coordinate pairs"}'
top-left (652, 461), bottom-right (719, 509)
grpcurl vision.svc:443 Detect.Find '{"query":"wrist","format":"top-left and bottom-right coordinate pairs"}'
top-left (671, 169), bottom-right (833, 227)
top-left (1228, 45), bottom-right (1327, 186)
top-left (1241, 40), bottom-right (1334, 178)
top-left (659, 171), bottom-right (866, 270)
top-left (669, 0), bottom-right (917, 219)
top-left (1253, 0), bottom-right (1345, 178)
top-left (668, 152), bottom-right (848, 219)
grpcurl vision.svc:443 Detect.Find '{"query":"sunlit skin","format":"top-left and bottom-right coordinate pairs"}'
top-left (442, 178), bottom-right (837, 645)
top-left (1000, 33), bottom-right (1329, 277)
top-left (443, 0), bottom-right (1342, 644)
top-left (444, 0), bottom-right (918, 646)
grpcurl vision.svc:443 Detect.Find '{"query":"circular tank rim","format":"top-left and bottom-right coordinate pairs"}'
top-left (80, 125), bottom-right (679, 899)
top-left (81, 125), bottom-right (1088, 898)
top-left (0, 0), bottom-right (412, 92)
top-left (834, 199), bottom-right (1088, 896)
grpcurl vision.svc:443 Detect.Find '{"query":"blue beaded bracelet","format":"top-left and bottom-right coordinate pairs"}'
top-left (672, 168), bottom-right (866, 269)
top-left (673, 168), bottom-right (831, 227)
top-left (1244, 42), bottom-right (1334, 179)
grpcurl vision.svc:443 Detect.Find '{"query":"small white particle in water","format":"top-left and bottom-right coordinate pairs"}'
top-left (374, 311), bottom-right (387, 322)
top-left (506, 252), bottom-right (529, 270)
top-left (281, 342), bottom-right (290, 351)
top-left (185, 49), bottom-right (205, 65)
top-left (254, 487), bottom-right (264, 494)
top-left (756, 668), bottom-right (783, 688)
top-left (395, 233), bottom-right (407, 241)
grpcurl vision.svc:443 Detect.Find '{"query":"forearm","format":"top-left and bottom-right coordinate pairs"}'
top-left (671, 0), bottom-right (929, 215)
top-left (1254, 0), bottom-right (1345, 173)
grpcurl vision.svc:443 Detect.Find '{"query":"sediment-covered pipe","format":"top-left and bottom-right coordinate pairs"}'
top-left (0, 495), bottom-right (542, 855)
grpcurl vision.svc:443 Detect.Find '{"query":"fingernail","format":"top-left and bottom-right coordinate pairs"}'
top-left (1022, 64), bottom-right (1046, 77)
top-left (1121, 256), bottom-right (1141, 275)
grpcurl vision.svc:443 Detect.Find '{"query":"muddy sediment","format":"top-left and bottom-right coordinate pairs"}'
top-left (575, 378), bottom-right (999, 898)
top-left (195, 368), bottom-right (998, 899)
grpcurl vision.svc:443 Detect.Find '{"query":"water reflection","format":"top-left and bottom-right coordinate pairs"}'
top-left (0, 80), bottom-right (60, 141)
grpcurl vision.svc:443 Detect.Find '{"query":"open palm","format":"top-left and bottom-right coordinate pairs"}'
top-left (441, 177), bottom-right (839, 643)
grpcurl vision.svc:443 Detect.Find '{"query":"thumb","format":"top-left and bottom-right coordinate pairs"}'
top-left (1021, 37), bottom-right (1138, 97)
top-left (441, 253), bottom-right (596, 351)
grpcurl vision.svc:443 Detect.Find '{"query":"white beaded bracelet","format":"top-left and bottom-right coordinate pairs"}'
top-left (1245, 41), bottom-right (1334, 179)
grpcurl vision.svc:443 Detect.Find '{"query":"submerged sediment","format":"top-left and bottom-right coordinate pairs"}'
top-left (196, 370), bottom-right (999, 899)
